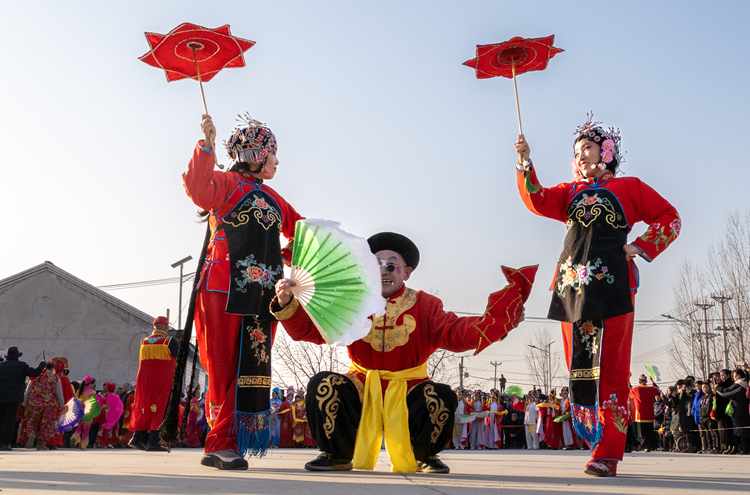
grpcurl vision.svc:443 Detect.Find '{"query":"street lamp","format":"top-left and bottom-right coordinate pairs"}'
top-left (663, 310), bottom-right (697, 377)
top-left (528, 342), bottom-right (554, 393)
top-left (171, 255), bottom-right (193, 331)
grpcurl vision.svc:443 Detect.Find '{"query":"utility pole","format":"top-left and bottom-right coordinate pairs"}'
top-left (459, 356), bottom-right (464, 390)
top-left (696, 301), bottom-right (715, 375)
top-left (712, 293), bottom-right (733, 370)
top-left (171, 255), bottom-right (194, 331)
top-left (490, 361), bottom-right (502, 390)
top-left (663, 311), bottom-right (697, 377)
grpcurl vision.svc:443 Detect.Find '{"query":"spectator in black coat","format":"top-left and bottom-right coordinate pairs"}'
top-left (0, 347), bottom-right (45, 450)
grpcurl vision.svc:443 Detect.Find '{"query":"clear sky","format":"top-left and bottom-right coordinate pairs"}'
top-left (2, 1), bottom-right (749, 389)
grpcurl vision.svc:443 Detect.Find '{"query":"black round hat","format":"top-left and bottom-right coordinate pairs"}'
top-left (367, 232), bottom-right (420, 270)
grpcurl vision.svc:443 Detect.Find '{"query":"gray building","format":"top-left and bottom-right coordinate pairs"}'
top-left (0, 261), bottom-right (206, 393)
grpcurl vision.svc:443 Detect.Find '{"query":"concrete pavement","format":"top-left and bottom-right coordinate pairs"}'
top-left (0, 447), bottom-right (747, 494)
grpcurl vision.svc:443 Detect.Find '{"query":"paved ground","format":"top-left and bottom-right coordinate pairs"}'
top-left (0, 448), bottom-right (747, 495)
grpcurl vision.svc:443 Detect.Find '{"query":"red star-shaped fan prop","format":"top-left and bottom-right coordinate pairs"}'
top-left (463, 35), bottom-right (562, 80)
top-left (139, 23), bottom-right (256, 169)
top-left (139, 23), bottom-right (255, 83)
top-left (463, 35), bottom-right (563, 134)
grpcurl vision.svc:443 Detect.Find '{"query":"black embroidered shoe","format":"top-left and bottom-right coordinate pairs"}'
top-left (304, 452), bottom-right (353, 471)
top-left (145, 444), bottom-right (168, 452)
top-left (200, 450), bottom-right (249, 470)
top-left (416, 455), bottom-right (450, 474)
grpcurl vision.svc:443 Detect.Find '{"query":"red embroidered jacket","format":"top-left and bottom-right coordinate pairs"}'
top-left (182, 143), bottom-right (303, 295)
top-left (517, 164), bottom-right (680, 290)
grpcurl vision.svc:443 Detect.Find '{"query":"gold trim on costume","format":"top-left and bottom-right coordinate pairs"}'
top-left (270, 296), bottom-right (300, 321)
top-left (363, 288), bottom-right (418, 352)
top-left (316, 374), bottom-right (346, 439)
top-left (423, 384), bottom-right (449, 444)
top-left (237, 375), bottom-right (272, 388)
top-left (570, 367), bottom-right (601, 380)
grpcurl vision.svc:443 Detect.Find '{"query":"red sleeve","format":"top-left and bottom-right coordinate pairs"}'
top-left (182, 143), bottom-right (235, 212)
top-left (516, 162), bottom-right (572, 223)
top-left (426, 265), bottom-right (537, 355)
top-left (627, 178), bottom-right (681, 262)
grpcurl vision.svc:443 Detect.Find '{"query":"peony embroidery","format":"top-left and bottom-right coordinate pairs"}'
top-left (557, 257), bottom-right (614, 296)
top-left (235, 254), bottom-right (282, 292)
top-left (578, 321), bottom-right (600, 358)
top-left (247, 323), bottom-right (269, 365)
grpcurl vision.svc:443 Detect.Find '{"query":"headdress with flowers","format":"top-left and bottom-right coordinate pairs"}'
top-left (225, 113), bottom-right (277, 167)
top-left (572, 112), bottom-right (623, 180)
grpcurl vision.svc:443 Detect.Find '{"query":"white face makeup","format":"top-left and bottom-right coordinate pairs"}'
top-left (375, 250), bottom-right (412, 298)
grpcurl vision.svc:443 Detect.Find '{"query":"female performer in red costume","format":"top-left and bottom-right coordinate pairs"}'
top-left (514, 115), bottom-right (680, 476)
top-left (183, 114), bottom-right (303, 469)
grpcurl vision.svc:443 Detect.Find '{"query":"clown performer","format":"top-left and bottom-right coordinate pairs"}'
top-left (182, 114), bottom-right (304, 470)
top-left (514, 115), bottom-right (680, 476)
top-left (273, 232), bottom-right (535, 473)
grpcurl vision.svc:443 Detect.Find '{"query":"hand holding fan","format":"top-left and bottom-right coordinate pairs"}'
top-left (58, 397), bottom-right (84, 432)
top-left (289, 219), bottom-right (386, 346)
top-left (645, 364), bottom-right (661, 383)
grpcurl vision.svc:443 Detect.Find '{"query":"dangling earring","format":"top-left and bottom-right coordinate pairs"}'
top-left (262, 167), bottom-right (270, 177)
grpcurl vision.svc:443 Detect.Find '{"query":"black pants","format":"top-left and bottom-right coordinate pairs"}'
top-left (305, 372), bottom-right (457, 462)
top-left (133, 430), bottom-right (161, 447)
top-left (0, 402), bottom-right (19, 446)
top-left (636, 422), bottom-right (656, 450)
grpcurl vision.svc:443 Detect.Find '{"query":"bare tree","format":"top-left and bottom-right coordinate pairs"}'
top-left (272, 329), bottom-right (350, 392)
top-left (524, 327), bottom-right (563, 393)
top-left (426, 349), bottom-right (460, 387)
top-left (670, 211), bottom-right (750, 378)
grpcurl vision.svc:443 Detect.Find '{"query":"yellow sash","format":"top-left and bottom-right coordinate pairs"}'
top-left (349, 361), bottom-right (428, 472)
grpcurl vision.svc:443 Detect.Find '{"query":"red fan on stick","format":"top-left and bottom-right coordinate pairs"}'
top-left (139, 23), bottom-right (256, 168)
top-left (463, 35), bottom-right (563, 134)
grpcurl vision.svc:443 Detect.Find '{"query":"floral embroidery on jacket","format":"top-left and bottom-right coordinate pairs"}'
top-left (600, 394), bottom-right (628, 434)
top-left (223, 194), bottom-right (281, 231)
top-left (639, 216), bottom-right (680, 252)
top-left (567, 193), bottom-right (628, 230)
top-left (557, 257), bottom-right (614, 296)
top-left (235, 255), bottom-right (282, 293)
top-left (578, 321), bottom-right (600, 358)
top-left (246, 322), bottom-right (269, 365)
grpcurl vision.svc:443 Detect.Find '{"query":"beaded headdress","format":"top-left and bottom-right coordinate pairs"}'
top-left (225, 113), bottom-right (277, 166)
top-left (572, 112), bottom-right (623, 178)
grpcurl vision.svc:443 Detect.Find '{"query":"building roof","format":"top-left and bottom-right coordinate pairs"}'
top-left (0, 261), bottom-right (153, 326)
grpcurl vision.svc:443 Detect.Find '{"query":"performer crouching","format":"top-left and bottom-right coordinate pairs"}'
top-left (273, 232), bottom-right (535, 473)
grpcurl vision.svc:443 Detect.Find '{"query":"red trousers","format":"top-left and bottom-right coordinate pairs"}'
top-left (194, 284), bottom-right (277, 454)
top-left (562, 292), bottom-right (635, 462)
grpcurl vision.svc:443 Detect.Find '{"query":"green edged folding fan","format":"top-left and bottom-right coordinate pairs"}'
top-left (290, 219), bottom-right (386, 346)
top-left (506, 385), bottom-right (523, 396)
top-left (644, 364), bottom-right (660, 383)
top-left (81, 395), bottom-right (102, 423)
